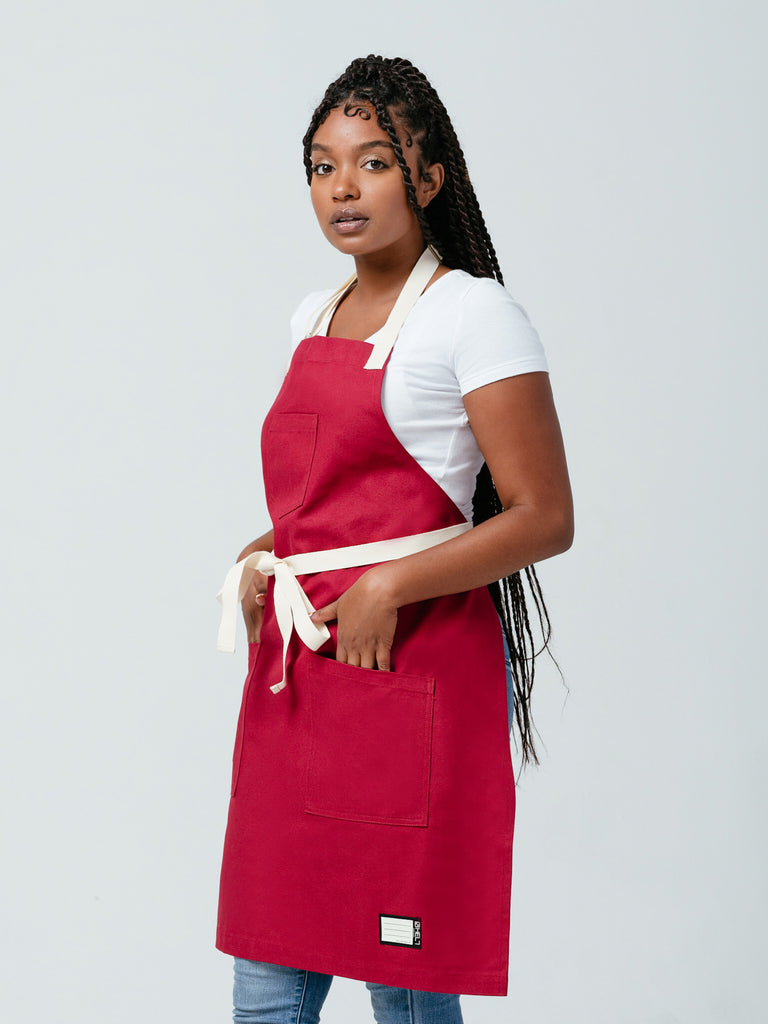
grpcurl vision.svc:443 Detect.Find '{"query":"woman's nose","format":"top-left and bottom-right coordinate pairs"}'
top-left (333, 168), bottom-right (360, 201)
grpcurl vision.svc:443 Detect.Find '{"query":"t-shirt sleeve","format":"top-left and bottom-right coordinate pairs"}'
top-left (289, 289), bottom-right (335, 352)
top-left (452, 277), bottom-right (548, 396)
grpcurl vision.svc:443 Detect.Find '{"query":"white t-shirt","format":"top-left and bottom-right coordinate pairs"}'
top-left (290, 269), bottom-right (548, 522)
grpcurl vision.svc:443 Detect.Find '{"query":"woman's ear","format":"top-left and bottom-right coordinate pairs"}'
top-left (419, 162), bottom-right (445, 208)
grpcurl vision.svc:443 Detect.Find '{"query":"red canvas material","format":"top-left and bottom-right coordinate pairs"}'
top-left (216, 325), bottom-right (516, 996)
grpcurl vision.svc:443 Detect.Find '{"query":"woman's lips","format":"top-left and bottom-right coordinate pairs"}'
top-left (331, 208), bottom-right (369, 234)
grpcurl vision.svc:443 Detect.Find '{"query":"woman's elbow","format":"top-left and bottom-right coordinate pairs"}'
top-left (555, 511), bottom-right (575, 554)
top-left (527, 493), bottom-right (573, 559)
top-left (497, 489), bottom-right (574, 562)
top-left (547, 501), bottom-right (575, 556)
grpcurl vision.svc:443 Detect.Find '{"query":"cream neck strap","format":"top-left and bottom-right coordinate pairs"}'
top-left (306, 247), bottom-right (441, 370)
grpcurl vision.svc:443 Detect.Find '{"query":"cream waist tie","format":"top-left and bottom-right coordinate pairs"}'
top-left (216, 522), bottom-right (472, 693)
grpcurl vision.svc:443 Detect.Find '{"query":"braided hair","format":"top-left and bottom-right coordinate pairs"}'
top-left (303, 55), bottom-right (551, 765)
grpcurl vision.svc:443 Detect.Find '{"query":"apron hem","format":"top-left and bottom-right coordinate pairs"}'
top-left (216, 931), bottom-right (509, 997)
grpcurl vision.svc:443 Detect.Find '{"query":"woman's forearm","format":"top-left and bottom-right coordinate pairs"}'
top-left (237, 529), bottom-right (274, 563)
top-left (367, 499), bottom-right (572, 610)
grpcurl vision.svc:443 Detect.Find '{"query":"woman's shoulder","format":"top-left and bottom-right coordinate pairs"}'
top-left (289, 288), bottom-right (336, 347)
top-left (416, 269), bottom-right (548, 388)
top-left (426, 269), bottom-right (536, 327)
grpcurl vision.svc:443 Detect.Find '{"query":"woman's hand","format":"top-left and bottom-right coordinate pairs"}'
top-left (241, 574), bottom-right (268, 644)
top-left (236, 529), bottom-right (274, 645)
top-left (311, 567), bottom-right (397, 671)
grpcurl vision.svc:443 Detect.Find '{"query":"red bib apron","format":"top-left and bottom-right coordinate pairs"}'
top-left (216, 253), bottom-right (515, 996)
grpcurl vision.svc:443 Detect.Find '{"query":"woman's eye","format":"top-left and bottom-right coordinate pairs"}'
top-left (363, 158), bottom-right (388, 171)
top-left (311, 163), bottom-right (333, 176)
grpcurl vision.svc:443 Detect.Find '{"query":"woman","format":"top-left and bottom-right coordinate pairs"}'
top-left (216, 55), bottom-right (573, 1023)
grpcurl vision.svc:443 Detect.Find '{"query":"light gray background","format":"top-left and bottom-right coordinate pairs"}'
top-left (1, 2), bottom-right (765, 1021)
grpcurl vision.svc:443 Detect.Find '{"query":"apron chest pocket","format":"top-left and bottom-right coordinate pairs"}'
top-left (302, 652), bottom-right (435, 827)
top-left (262, 412), bottom-right (318, 519)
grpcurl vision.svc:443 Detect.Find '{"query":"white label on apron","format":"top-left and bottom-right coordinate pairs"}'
top-left (379, 914), bottom-right (422, 948)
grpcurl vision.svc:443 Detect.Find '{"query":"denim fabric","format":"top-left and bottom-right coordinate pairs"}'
top-left (233, 960), bottom-right (332, 1024)
top-left (502, 627), bottom-right (514, 733)
top-left (365, 981), bottom-right (463, 1024)
top-left (232, 959), bottom-right (463, 1024)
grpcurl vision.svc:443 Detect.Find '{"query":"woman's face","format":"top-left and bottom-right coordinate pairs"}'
top-left (309, 102), bottom-right (442, 262)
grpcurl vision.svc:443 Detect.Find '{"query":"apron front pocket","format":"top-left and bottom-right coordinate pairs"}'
top-left (302, 652), bottom-right (435, 827)
top-left (262, 412), bottom-right (318, 519)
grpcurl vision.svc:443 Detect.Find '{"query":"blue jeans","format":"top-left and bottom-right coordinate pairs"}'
top-left (502, 627), bottom-right (514, 733)
top-left (233, 959), bottom-right (463, 1024)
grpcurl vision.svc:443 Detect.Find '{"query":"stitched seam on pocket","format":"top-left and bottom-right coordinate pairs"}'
top-left (303, 656), bottom-right (434, 826)
top-left (263, 413), bottom-right (318, 519)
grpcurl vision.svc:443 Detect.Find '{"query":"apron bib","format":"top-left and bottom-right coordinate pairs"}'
top-left (216, 253), bottom-right (515, 996)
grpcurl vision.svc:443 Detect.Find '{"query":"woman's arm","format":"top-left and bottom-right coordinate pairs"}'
top-left (311, 372), bottom-right (573, 670)
top-left (238, 529), bottom-right (275, 643)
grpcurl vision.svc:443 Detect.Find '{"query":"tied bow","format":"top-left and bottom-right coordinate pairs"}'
top-left (217, 550), bottom-right (330, 693)
top-left (216, 522), bottom-right (472, 693)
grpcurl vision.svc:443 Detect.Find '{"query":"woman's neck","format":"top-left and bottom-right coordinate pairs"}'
top-left (351, 238), bottom-right (426, 302)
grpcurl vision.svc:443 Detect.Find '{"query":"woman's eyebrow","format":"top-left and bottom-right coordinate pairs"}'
top-left (357, 140), bottom-right (394, 151)
top-left (311, 139), bottom-right (394, 153)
